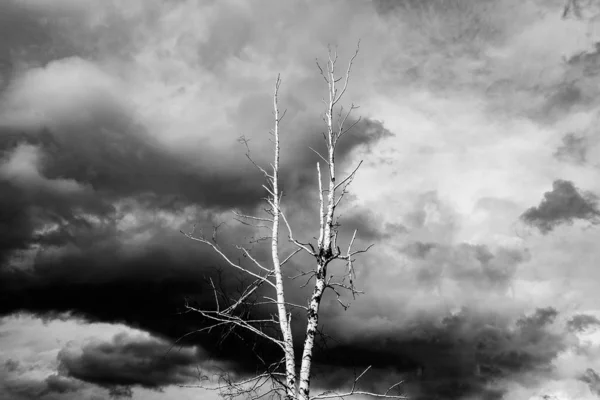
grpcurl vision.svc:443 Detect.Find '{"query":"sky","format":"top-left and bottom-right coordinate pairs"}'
top-left (2, 0), bottom-right (600, 399)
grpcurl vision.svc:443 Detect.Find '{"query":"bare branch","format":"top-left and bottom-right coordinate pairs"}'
top-left (209, 278), bottom-right (220, 312)
top-left (316, 59), bottom-right (330, 85)
top-left (333, 160), bottom-right (363, 209)
top-left (309, 146), bottom-right (330, 166)
top-left (183, 301), bottom-right (285, 350)
top-left (332, 40), bottom-right (360, 106)
top-left (233, 210), bottom-right (274, 224)
top-left (236, 245), bottom-right (271, 273)
top-left (327, 281), bottom-right (364, 297)
top-left (280, 208), bottom-right (317, 256)
top-left (182, 229), bottom-right (277, 288)
top-left (337, 107), bottom-right (361, 142)
top-left (326, 283), bottom-right (350, 311)
top-left (281, 248), bottom-right (301, 266)
top-left (212, 222), bottom-right (226, 244)
top-left (238, 136), bottom-right (275, 181)
top-left (262, 184), bottom-right (276, 198)
top-left (310, 365), bottom-right (406, 400)
top-left (289, 269), bottom-right (317, 281)
top-left (222, 271), bottom-right (275, 315)
top-left (233, 217), bottom-right (272, 231)
top-left (261, 296), bottom-right (309, 311)
top-left (349, 244), bottom-right (374, 257)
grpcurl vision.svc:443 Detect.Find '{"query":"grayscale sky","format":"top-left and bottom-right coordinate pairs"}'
top-left (2, 0), bottom-right (600, 399)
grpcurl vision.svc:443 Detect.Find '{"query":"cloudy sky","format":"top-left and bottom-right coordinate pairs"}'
top-left (3, 0), bottom-right (600, 399)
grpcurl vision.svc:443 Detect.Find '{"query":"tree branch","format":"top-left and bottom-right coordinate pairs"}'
top-left (332, 40), bottom-right (360, 106)
top-left (280, 208), bottom-right (317, 257)
top-left (310, 366), bottom-right (406, 400)
top-left (183, 301), bottom-right (285, 350)
top-left (182, 229), bottom-right (277, 288)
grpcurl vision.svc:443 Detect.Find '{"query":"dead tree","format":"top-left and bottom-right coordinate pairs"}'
top-left (181, 44), bottom-right (405, 400)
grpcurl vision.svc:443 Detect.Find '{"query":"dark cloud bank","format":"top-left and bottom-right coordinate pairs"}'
top-left (0, 1), bottom-right (399, 398)
top-left (56, 332), bottom-right (204, 397)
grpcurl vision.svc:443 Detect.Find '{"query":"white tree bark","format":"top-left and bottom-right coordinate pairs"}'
top-left (182, 44), bottom-right (406, 400)
top-left (269, 76), bottom-right (297, 400)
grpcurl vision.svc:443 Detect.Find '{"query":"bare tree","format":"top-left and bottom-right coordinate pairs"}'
top-left (181, 44), bottom-right (405, 400)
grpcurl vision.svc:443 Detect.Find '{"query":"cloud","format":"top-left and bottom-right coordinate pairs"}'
top-left (3, 0), bottom-right (600, 399)
top-left (41, 374), bottom-right (84, 396)
top-left (567, 314), bottom-right (600, 333)
top-left (311, 306), bottom-right (574, 399)
top-left (0, 314), bottom-right (222, 399)
top-left (580, 368), bottom-right (600, 396)
top-left (554, 133), bottom-right (589, 164)
top-left (401, 240), bottom-right (529, 293)
top-left (57, 332), bottom-right (204, 393)
top-left (0, 0), bottom-right (393, 360)
top-left (521, 180), bottom-right (600, 233)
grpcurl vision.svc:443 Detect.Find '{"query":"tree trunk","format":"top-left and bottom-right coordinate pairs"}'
top-left (297, 265), bottom-right (326, 400)
top-left (270, 78), bottom-right (297, 399)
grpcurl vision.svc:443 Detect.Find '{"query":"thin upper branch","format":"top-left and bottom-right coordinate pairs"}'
top-left (309, 146), bottom-right (331, 166)
top-left (332, 40), bottom-right (360, 106)
top-left (236, 245), bottom-right (271, 273)
top-left (281, 248), bottom-right (301, 266)
top-left (238, 136), bottom-right (275, 181)
top-left (333, 160), bottom-right (363, 209)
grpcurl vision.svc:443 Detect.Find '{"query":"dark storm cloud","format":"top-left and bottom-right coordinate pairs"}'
top-left (0, 115), bottom-right (393, 386)
top-left (57, 332), bottom-right (202, 392)
top-left (521, 179), bottom-right (600, 233)
top-left (0, 4), bottom-right (392, 358)
top-left (1, 360), bottom-right (83, 400)
top-left (42, 374), bottom-right (83, 396)
top-left (108, 386), bottom-right (133, 398)
top-left (0, 107), bottom-right (267, 211)
top-left (554, 132), bottom-right (588, 164)
top-left (4, 359), bottom-right (19, 373)
top-left (313, 307), bottom-right (568, 399)
top-left (0, 232), bottom-right (261, 356)
top-left (0, 208), bottom-right (303, 376)
top-left (0, 0), bottom-right (394, 271)
top-left (335, 205), bottom-right (404, 243)
top-left (0, 143), bottom-right (117, 265)
top-left (0, 59), bottom-right (391, 260)
top-left (0, 114), bottom-right (391, 313)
